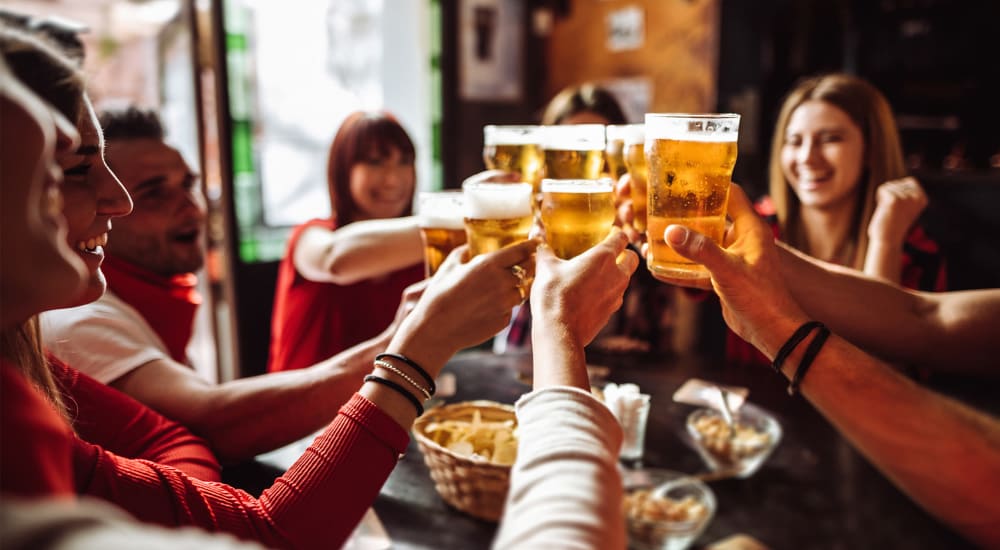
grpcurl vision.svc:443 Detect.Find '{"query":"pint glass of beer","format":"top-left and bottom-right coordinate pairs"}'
top-left (622, 124), bottom-right (648, 232)
top-left (540, 178), bottom-right (616, 259)
top-left (541, 124), bottom-right (606, 180)
top-left (604, 125), bottom-right (629, 181)
top-left (644, 113), bottom-right (739, 281)
top-left (462, 181), bottom-right (534, 258)
top-left (483, 125), bottom-right (545, 193)
top-left (417, 191), bottom-right (467, 277)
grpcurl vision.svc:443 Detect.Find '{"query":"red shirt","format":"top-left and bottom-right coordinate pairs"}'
top-left (2, 357), bottom-right (409, 549)
top-left (268, 218), bottom-right (423, 372)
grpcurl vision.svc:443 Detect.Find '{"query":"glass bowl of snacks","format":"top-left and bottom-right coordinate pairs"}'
top-left (622, 468), bottom-right (715, 550)
top-left (685, 403), bottom-right (781, 478)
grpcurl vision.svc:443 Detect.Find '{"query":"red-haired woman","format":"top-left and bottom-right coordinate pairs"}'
top-left (269, 111), bottom-right (425, 372)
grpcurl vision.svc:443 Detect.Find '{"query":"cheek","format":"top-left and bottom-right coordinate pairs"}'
top-left (59, 187), bottom-right (93, 234)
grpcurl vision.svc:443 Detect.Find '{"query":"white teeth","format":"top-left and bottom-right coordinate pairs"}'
top-left (76, 233), bottom-right (108, 252)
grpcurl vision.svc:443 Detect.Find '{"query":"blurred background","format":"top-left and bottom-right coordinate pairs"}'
top-left (8, 0), bottom-right (999, 380)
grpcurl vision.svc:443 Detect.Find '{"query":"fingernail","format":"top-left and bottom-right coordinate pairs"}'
top-left (665, 225), bottom-right (689, 246)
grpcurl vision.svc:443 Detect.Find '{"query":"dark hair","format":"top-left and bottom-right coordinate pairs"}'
top-left (541, 83), bottom-right (627, 125)
top-left (0, 22), bottom-right (85, 123)
top-left (326, 111), bottom-right (416, 224)
top-left (100, 106), bottom-right (165, 141)
top-left (0, 10), bottom-right (86, 64)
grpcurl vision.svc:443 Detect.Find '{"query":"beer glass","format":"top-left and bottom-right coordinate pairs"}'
top-left (644, 113), bottom-right (739, 281)
top-left (540, 178), bottom-right (616, 259)
top-left (462, 181), bottom-right (534, 258)
top-left (417, 191), bottom-right (467, 277)
top-left (483, 125), bottom-right (545, 193)
top-left (622, 124), bottom-right (648, 232)
top-left (604, 125), bottom-right (630, 181)
top-left (541, 124), bottom-right (606, 180)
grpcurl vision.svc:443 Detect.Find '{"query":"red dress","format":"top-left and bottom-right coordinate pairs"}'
top-left (2, 359), bottom-right (409, 549)
top-left (268, 218), bottom-right (423, 372)
top-left (725, 199), bottom-right (948, 367)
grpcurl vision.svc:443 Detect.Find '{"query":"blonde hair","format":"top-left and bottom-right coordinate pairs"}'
top-left (768, 73), bottom-right (907, 268)
top-left (1, 317), bottom-right (66, 416)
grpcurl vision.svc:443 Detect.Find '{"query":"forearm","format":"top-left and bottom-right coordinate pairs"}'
top-left (303, 217), bottom-right (424, 285)
top-left (530, 314), bottom-right (589, 391)
top-left (773, 332), bottom-right (1000, 546)
top-left (862, 239), bottom-right (904, 284)
top-left (494, 388), bottom-right (625, 549)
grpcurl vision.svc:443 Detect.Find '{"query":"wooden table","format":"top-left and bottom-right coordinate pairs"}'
top-left (370, 349), bottom-right (978, 549)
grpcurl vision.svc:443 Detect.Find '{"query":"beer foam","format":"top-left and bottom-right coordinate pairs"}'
top-left (484, 125), bottom-right (543, 145)
top-left (645, 114), bottom-right (740, 142)
top-left (463, 183), bottom-right (533, 219)
top-left (622, 124), bottom-right (645, 146)
top-left (419, 213), bottom-right (465, 230)
top-left (541, 178), bottom-right (614, 193)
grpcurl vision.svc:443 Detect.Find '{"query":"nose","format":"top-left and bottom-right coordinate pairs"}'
top-left (179, 188), bottom-right (207, 222)
top-left (797, 138), bottom-right (822, 166)
top-left (96, 160), bottom-right (133, 218)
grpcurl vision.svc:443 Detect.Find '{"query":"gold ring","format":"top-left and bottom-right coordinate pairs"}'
top-left (510, 264), bottom-right (528, 285)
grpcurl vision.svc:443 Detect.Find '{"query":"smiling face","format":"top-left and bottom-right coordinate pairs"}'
top-left (56, 98), bottom-right (134, 307)
top-left (780, 100), bottom-right (866, 211)
top-left (103, 137), bottom-right (206, 276)
top-left (348, 146), bottom-right (415, 221)
top-left (0, 64), bottom-right (86, 328)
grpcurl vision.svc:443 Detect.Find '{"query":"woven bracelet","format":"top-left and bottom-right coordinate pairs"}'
top-left (376, 353), bottom-right (436, 396)
top-left (364, 374), bottom-right (424, 417)
top-left (374, 359), bottom-right (432, 400)
top-left (772, 321), bottom-right (823, 375)
top-left (787, 325), bottom-right (831, 396)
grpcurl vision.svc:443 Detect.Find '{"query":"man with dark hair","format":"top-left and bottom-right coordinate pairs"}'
top-left (43, 107), bottom-right (419, 462)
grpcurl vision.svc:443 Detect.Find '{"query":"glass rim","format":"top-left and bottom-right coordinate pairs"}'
top-left (541, 124), bottom-right (606, 149)
top-left (644, 113), bottom-right (740, 120)
top-left (461, 180), bottom-right (534, 191)
top-left (484, 124), bottom-right (544, 145)
top-left (541, 177), bottom-right (615, 192)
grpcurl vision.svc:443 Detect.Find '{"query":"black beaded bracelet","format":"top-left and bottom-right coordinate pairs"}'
top-left (364, 374), bottom-right (424, 417)
top-left (376, 353), bottom-right (436, 396)
top-left (772, 321), bottom-right (823, 375)
top-left (787, 325), bottom-right (831, 396)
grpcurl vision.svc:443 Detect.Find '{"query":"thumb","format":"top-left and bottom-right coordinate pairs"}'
top-left (664, 225), bottom-right (730, 273)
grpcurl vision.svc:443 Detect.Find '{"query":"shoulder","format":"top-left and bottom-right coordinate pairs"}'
top-left (41, 292), bottom-right (170, 384)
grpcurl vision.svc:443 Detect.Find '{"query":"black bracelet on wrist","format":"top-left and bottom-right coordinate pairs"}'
top-left (364, 374), bottom-right (424, 417)
top-left (787, 325), bottom-right (830, 396)
top-left (376, 353), bottom-right (436, 396)
top-left (772, 321), bottom-right (823, 375)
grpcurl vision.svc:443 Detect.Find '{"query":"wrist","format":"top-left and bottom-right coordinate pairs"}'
top-left (386, 312), bottom-right (451, 378)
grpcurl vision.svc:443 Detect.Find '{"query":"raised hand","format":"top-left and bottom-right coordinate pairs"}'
top-left (867, 177), bottom-right (928, 247)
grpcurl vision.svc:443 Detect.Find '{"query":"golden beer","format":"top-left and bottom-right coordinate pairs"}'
top-left (462, 182), bottom-right (534, 258)
top-left (604, 125), bottom-right (629, 180)
top-left (483, 126), bottom-right (545, 192)
top-left (541, 124), bottom-right (606, 180)
top-left (645, 114), bottom-right (739, 280)
top-left (540, 179), bottom-right (616, 259)
top-left (543, 149), bottom-right (605, 179)
top-left (622, 125), bottom-right (648, 232)
top-left (417, 191), bottom-right (467, 277)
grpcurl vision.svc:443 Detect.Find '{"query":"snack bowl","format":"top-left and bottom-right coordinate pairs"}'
top-left (622, 468), bottom-right (716, 550)
top-left (412, 401), bottom-right (517, 522)
top-left (685, 403), bottom-right (781, 478)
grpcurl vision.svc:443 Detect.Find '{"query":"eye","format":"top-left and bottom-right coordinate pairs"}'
top-left (783, 135), bottom-right (802, 147)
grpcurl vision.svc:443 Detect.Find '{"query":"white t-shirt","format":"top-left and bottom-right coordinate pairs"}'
top-left (41, 290), bottom-right (216, 384)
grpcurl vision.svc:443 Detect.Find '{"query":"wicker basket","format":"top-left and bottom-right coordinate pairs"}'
top-left (412, 400), bottom-right (516, 522)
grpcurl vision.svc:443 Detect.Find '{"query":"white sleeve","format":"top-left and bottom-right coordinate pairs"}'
top-left (493, 386), bottom-right (627, 550)
top-left (40, 292), bottom-right (170, 384)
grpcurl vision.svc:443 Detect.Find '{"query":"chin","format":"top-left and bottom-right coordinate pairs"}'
top-left (71, 272), bottom-right (108, 308)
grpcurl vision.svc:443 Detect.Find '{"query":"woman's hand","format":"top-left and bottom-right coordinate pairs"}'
top-left (614, 173), bottom-right (644, 245)
top-left (530, 228), bottom-right (638, 389)
top-left (662, 184), bottom-right (810, 359)
top-left (387, 239), bottom-right (540, 374)
top-left (867, 177), bottom-right (928, 246)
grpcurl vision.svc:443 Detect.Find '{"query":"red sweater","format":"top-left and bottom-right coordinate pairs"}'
top-left (48, 355), bottom-right (221, 481)
top-left (268, 218), bottom-right (423, 372)
top-left (2, 361), bottom-right (409, 549)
